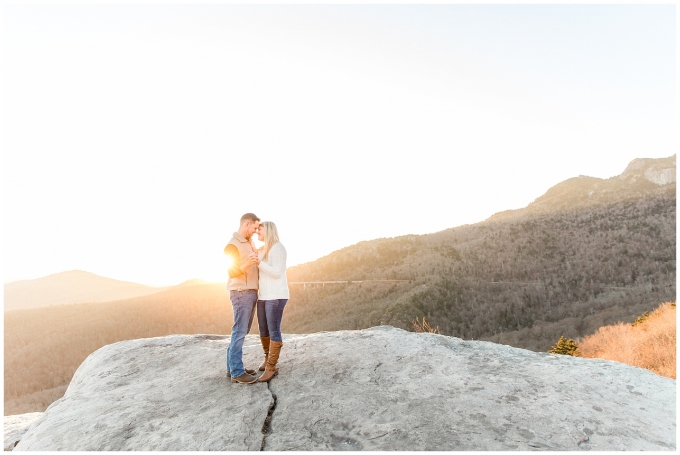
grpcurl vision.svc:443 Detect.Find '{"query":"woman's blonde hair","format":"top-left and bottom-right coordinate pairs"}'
top-left (260, 221), bottom-right (280, 261)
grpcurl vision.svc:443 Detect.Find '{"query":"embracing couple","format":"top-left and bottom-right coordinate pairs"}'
top-left (224, 213), bottom-right (289, 384)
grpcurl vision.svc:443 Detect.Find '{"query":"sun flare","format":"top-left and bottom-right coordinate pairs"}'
top-left (224, 255), bottom-right (234, 270)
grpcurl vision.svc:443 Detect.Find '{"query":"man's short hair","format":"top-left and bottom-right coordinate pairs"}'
top-left (240, 213), bottom-right (260, 224)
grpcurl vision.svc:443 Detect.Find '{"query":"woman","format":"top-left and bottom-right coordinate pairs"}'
top-left (256, 221), bottom-right (290, 382)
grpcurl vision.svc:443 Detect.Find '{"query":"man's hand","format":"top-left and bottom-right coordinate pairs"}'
top-left (238, 253), bottom-right (259, 272)
top-left (247, 253), bottom-right (261, 266)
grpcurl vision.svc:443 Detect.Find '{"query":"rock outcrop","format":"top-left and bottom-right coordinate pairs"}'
top-left (10, 327), bottom-right (676, 451)
top-left (622, 156), bottom-right (676, 186)
top-left (4, 413), bottom-right (42, 451)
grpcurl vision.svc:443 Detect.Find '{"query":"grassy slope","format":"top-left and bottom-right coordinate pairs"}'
top-left (579, 302), bottom-right (676, 379)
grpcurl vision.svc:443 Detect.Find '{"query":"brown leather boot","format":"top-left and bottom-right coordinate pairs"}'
top-left (226, 368), bottom-right (255, 378)
top-left (259, 337), bottom-right (270, 371)
top-left (258, 340), bottom-right (282, 382)
top-left (231, 372), bottom-right (258, 384)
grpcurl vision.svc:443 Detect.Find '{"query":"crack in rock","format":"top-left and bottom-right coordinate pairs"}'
top-left (260, 382), bottom-right (278, 451)
top-left (371, 361), bottom-right (383, 386)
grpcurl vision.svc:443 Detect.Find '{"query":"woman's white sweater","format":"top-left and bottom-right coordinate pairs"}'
top-left (257, 242), bottom-right (290, 300)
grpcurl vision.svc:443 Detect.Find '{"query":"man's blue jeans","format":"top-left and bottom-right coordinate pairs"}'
top-left (227, 290), bottom-right (257, 377)
top-left (257, 299), bottom-right (288, 342)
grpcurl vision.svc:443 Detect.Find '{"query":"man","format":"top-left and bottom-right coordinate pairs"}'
top-left (224, 213), bottom-right (261, 384)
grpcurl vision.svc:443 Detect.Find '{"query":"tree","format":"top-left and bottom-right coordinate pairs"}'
top-left (548, 335), bottom-right (580, 356)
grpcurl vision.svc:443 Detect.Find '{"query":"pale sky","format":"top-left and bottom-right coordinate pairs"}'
top-left (3, 4), bottom-right (677, 286)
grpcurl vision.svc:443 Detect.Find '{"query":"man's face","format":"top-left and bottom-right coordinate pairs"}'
top-left (245, 221), bottom-right (260, 240)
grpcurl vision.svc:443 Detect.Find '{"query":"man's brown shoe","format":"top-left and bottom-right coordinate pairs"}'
top-left (231, 372), bottom-right (258, 384)
top-left (226, 368), bottom-right (256, 378)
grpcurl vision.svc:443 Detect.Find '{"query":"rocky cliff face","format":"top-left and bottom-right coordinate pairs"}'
top-left (8, 327), bottom-right (676, 451)
top-left (621, 156), bottom-right (677, 186)
top-left (490, 155), bottom-right (676, 220)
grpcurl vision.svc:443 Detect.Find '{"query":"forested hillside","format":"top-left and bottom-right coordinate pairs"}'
top-left (284, 156), bottom-right (676, 350)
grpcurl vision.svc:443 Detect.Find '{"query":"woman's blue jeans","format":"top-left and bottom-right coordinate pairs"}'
top-left (227, 290), bottom-right (257, 377)
top-left (257, 299), bottom-right (288, 342)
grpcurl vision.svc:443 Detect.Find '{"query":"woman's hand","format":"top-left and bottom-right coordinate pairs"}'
top-left (239, 253), bottom-right (260, 272)
top-left (248, 253), bottom-right (261, 266)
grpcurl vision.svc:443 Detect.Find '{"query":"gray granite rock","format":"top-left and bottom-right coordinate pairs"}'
top-left (13, 326), bottom-right (676, 451)
top-left (4, 413), bottom-right (42, 451)
top-left (14, 335), bottom-right (272, 451)
top-left (265, 327), bottom-right (676, 450)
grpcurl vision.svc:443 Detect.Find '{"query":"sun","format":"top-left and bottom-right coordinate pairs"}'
top-left (193, 254), bottom-right (235, 283)
top-left (224, 255), bottom-right (234, 271)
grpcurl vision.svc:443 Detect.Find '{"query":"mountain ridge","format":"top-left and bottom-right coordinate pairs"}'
top-left (3, 270), bottom-right (168, 311)
top-left (283, 155), bottom-right (675, 350)
top-left (488, 154), bottom-right (675, 221)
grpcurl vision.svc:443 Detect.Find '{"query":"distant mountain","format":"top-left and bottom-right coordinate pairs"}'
top-left (3, 270), bottom-right (167, 311)
top-left (177, 279), bottom-right (214, 287)
top-left (284, 155), bottom-right (676, 351)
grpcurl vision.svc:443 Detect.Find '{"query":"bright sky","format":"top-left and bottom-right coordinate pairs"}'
top-left (3, 4), bottom-right (677, 286)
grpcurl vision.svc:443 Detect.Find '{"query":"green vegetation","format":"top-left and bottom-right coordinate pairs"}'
top-left (548, 336), bottom-right (580, 356)
top-left (631, 311), bottom-right (650, 327)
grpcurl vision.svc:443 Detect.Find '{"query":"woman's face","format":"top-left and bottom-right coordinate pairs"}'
top-left (257, 225), bottom-right (266, 242)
